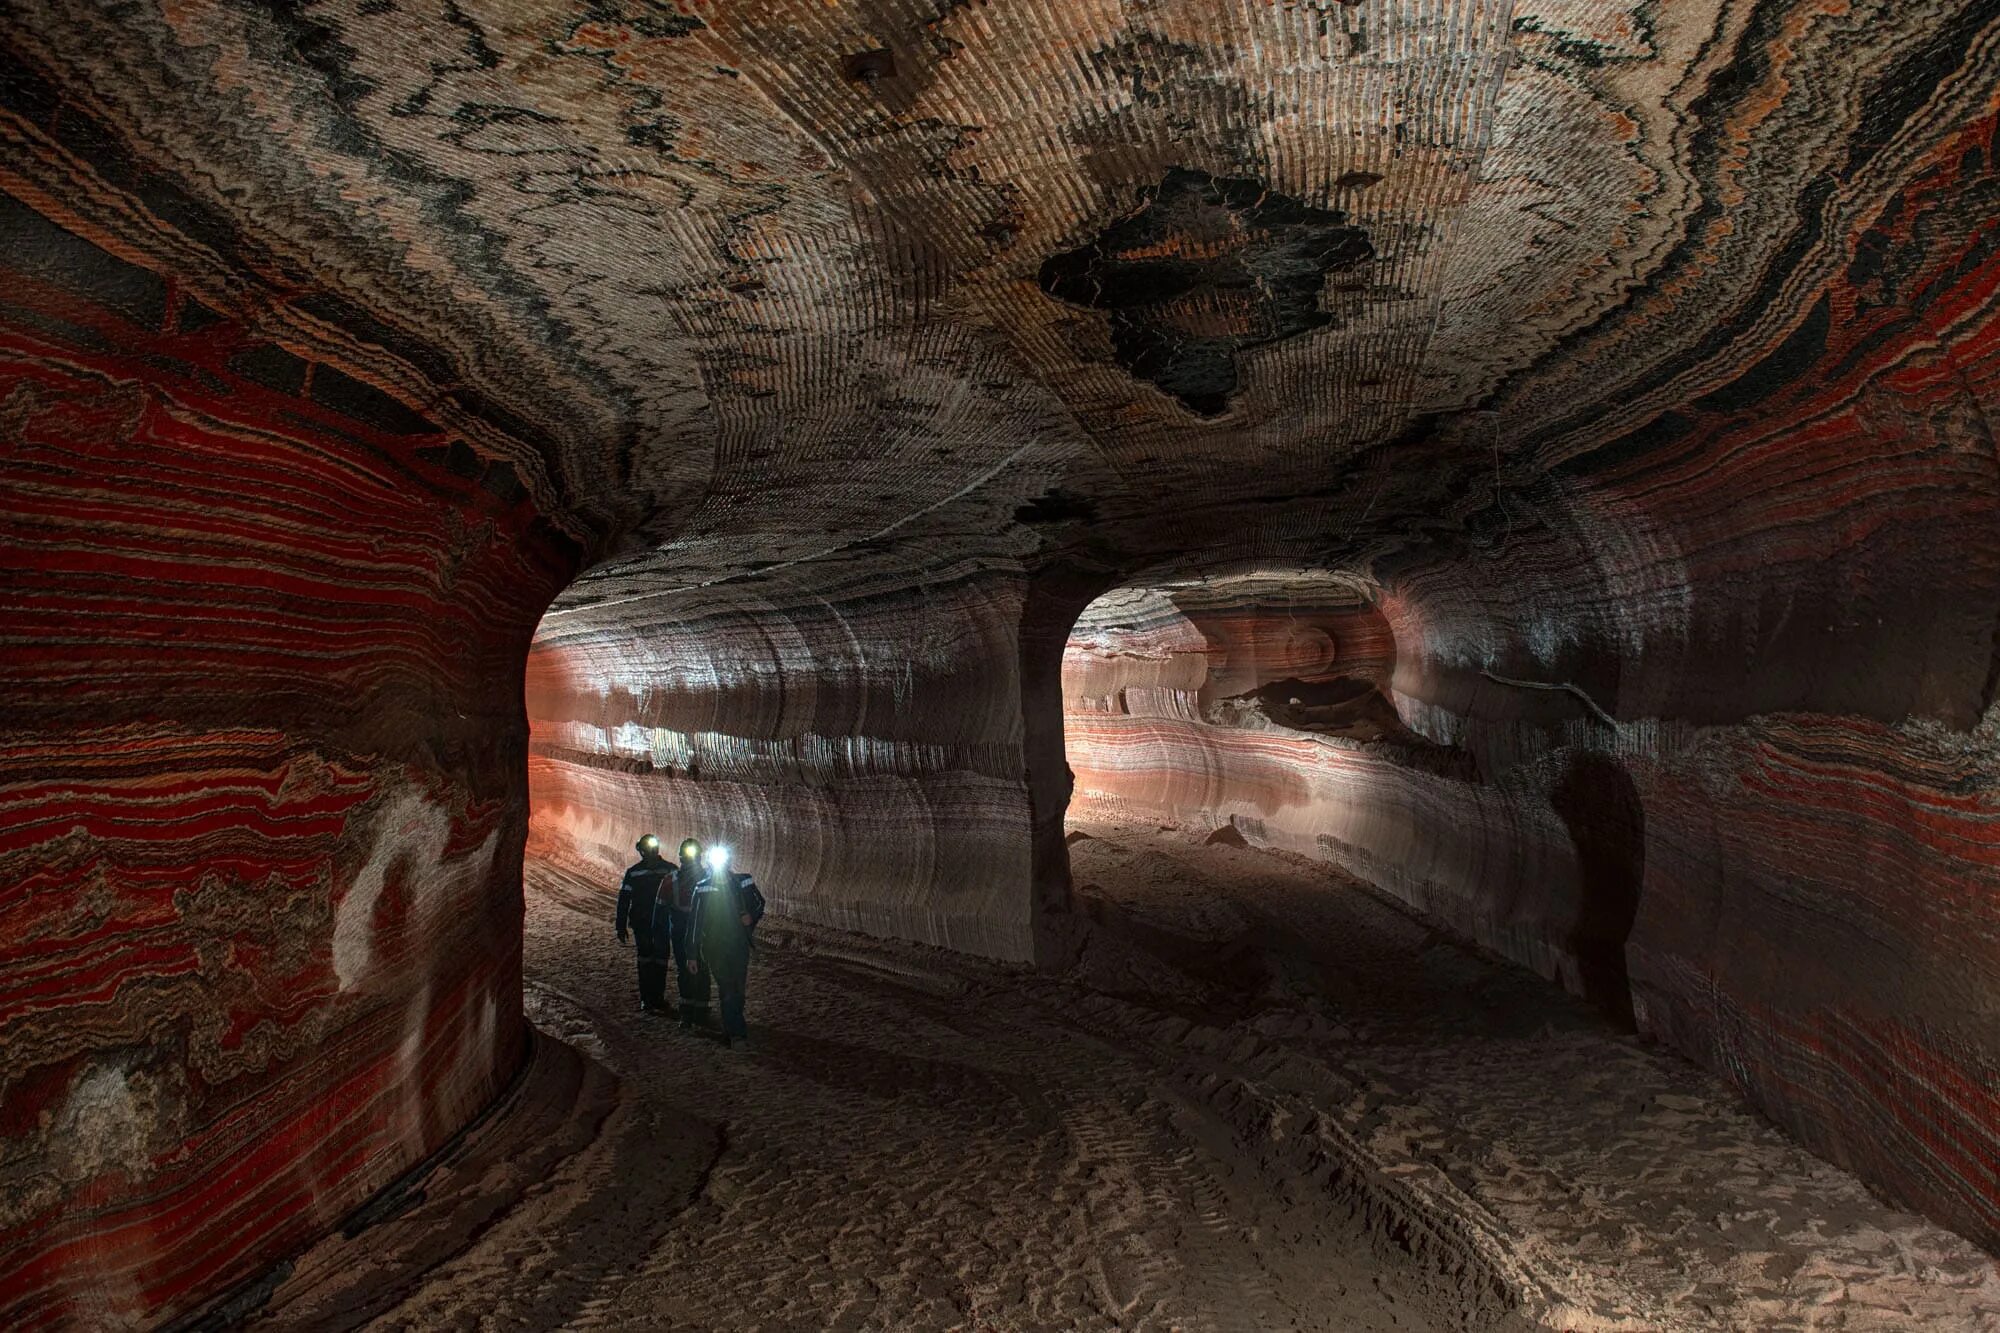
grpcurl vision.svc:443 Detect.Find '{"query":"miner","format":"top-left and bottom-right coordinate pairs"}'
top-left (614, 833), bottom-right (673, 1014)
top-left (687, 845), bottom-right (766, 1050)
top-left (669, 836), bottom-right (712, 1028)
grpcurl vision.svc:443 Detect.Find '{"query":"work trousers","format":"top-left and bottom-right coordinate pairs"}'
top-left (632, 923), bottom-right (669, 1009)
top-left (710, 947), bottom-right (750, 1040)
top-left (669, 908), bottom-right (710, 1022)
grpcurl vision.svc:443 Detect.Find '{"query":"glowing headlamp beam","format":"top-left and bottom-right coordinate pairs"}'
top-left (704, 845), bottom-right (731, 871)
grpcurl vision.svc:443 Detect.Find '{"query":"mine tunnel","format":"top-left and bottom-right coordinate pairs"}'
top-left (3, 1), bottom-right (1998, 1328)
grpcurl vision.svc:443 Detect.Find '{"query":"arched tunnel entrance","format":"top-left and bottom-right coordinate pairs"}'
top-left (365, 560), bottom-right (1994, 1331)
top-left (521, 567), bottom-right (1071, 963)
top-left (1057, 571), bottom-right (1644, 1028)
top-left (1060, 572), bottom-right (1408, 845)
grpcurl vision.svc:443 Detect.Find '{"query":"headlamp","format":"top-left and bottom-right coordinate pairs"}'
top-left (637, 834), bottom-right (660, 854)
top-left (679, 838), bottom-right (702, 860)
top-left (704, 845), bottom-right (731, 872)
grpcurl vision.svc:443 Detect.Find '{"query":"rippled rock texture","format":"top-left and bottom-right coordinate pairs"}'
top-left (527, 571), bottom-right (1098, 961)
top-left (1065, 554), bottom-right (2000, 1257)
top-left (3, 0), bottom-right (1998, 1323)
top-left (0, 184), bottom-right (583, 1321)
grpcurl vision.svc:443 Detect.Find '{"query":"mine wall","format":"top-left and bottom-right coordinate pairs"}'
top-left (1068, 465), bottom-right (2000, 1257)
top-left (0, 186), bottom-right (585, 1322)
top-left (4, 0), bottom-right (1998, 1325)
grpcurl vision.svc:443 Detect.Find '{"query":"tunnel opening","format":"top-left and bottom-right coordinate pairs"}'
top-left (520, 565), bottom-right (1060, 965)
top-left (1056, 569), bottom-right (1645, 1024)
top-left (1062, 570), bottom-right (1414, 841)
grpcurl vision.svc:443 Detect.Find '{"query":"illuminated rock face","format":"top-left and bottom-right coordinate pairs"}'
top-left (526, 571), bottom-right (1098, 961)
top-left (3, 0), bottom-right (1999, 1322)
top-left (0, 190), bottom-right (581, 1321)
top-left (1066, 470), bottom-right (2000, 1254)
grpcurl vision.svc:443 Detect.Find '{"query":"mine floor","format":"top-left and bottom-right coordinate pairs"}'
top-left (257, 820), bottom-right (2000, 1331)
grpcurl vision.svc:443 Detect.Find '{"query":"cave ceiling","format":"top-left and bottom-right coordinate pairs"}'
top-left (7, 0), bottom-right (1984, 625)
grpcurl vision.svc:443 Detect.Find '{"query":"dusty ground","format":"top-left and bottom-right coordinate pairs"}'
top-left (259, 819), bottom-right (2000, 1331)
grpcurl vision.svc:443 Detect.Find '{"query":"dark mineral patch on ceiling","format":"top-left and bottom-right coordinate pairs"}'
top-left (1038, 168), bottom-right (1373, 418)
top-left (1015, 487), bottom-right (1100, 526)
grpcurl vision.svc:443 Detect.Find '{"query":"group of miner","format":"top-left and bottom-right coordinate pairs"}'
top-left (616, 835), bottom-right (766, 1050)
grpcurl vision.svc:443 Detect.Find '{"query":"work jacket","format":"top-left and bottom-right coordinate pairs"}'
top-left (648, 860), bottom-right (703, 941)
top-left (615, 858), bottom-right (673, 937)
top-left (689, 869), bottom-right (766, 964)
top-left (671, 860), bottom-right (703, 914)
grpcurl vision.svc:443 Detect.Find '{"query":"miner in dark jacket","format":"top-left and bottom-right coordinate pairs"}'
top-left (667, 837), bottom-right (711, 1028)
top-left (687, 846), bottom-right (766, 1049)
top-left (615, 834), bottom-right (673, 1013)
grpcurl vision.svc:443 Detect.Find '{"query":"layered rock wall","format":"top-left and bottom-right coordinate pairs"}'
top-left (529, 568), bottom-right (1101, 963)
top-left (0, 188), bottom-right (580, 1324)
top-left (1381, 255), bottom-right (2000, 1250)
top-left (7, 0), bottom-right (2000, 1321)
top-left (1383, 102), bottom-right (2000, 1248)
top-left (1064, 193), bottom-right (2000, 1240)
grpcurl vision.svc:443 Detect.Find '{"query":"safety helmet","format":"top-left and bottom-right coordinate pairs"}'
top-left (679, 837), bottom-right (703, 861)
top-left (635, 833), bottom-right (662, 855)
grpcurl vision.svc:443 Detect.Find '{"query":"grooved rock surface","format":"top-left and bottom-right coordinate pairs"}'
top-left (526, 574), bottom-right (1059, 961)
top-left (1066, 563), bottom-right (2000, 1256)
top-left (3, 0), bottom-right (1999, 1323)
top-left (0, 189), bottom-right (581, 1322)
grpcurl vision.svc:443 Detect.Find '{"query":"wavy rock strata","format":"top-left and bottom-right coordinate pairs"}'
top-left (2, 0), bottom-right (1997, 1323)
top-left (527, 569), bottom-right (1099, 961)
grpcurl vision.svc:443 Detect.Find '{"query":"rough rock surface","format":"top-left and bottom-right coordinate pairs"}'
top-left (259, 829), bottom-right (2000, 1331)
top-left (1065, 568), bottom-right (2000, 1263)
top-left (1, 0), bottom-right (1997, 1323)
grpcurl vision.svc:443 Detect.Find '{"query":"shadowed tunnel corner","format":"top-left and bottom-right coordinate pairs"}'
top-left (1552, 752), bottom-right (1645, 1030)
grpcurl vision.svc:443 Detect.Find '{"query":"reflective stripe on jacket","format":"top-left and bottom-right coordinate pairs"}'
top-left (616, 859), bottom-right (672, 935)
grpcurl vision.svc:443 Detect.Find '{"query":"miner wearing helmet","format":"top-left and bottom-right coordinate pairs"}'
top-left (667, 836), bottom-right (711, 1028)
top-left (615, 833), bottom-right (674, 1014)
top-left (687, 844), bottom-right (766, 1050)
